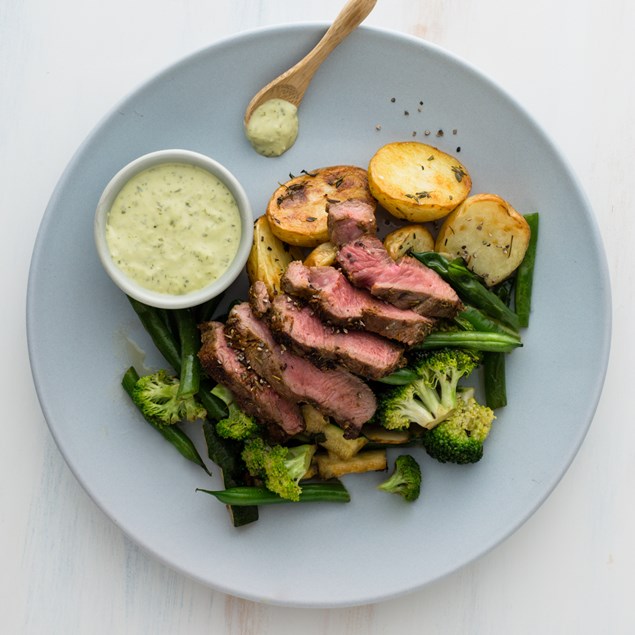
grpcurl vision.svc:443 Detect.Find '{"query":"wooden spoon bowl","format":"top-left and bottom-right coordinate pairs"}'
top-left (243, 0), bottom-right (377, 127)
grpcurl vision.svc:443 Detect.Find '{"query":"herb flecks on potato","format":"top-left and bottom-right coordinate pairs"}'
top-left (246, 215), bottom-right (303, 296)
top-left (383, 223), bottom-right (435, 260)
top-left (435, 193), bottom-right (531, 287)
top-left (368, 142), bottom-right (471, 222)
top-left (266, 166), bottom-right (375, 247)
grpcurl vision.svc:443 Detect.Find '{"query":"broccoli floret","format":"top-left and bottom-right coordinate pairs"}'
top-left (410, 348), bottom-right (480, 423)
top-left (211, 384), bottom-right (259, 440)
top-left (216, 403), bottom-right (260, 440)
top-left (131, 369), bottom-right (206, 428)
top-left (378, 454), bottom-right (422, 502)
top-left (374, 349), bottom-right (479, 431)
top-left (242, 437), bottom-right (317, 501)
top-left (375, 384), bottom-right (440, 430)
top-left (422, 390), bottom-right (495, 464)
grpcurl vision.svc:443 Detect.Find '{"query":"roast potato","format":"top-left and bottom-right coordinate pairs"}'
top-left (383, 223), bottom-right (435, 260)
top-left (319, 424), bottom-right (368, 460)
top-left (266, 166), bottom-right (376, 247)
top-left (362, 425), bottom-right (412, 445)
top-left (435, 193), bottom-right (531, 286)
top-left (315, 449), bottom-right (387, 480)
top-left (368, 142), bottom-right (471, 222)
top-left (246, 215), bottom-right (303, 296)
top-left (303, 241), bottom-right (338, 267)
top-left (301, 404), bottom-right (330, 435)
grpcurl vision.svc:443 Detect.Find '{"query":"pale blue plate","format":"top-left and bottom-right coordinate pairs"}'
top-left (27, 24), bottom-right (611, 607)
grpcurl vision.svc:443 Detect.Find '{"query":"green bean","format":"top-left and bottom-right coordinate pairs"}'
top-left (414, 331), bottom-right (522, 353)
top-left (447, 261), bottom-right (520, 330)
top-left (155, 307), bottom-right (175, 335)
top-left (127, 298), bottom-right (226, 418)
top-left (201, 420), bottom-right (243, 478)
top-left (515, 213), bottom-right (540, 328)
top-left (456, 305), bottom-right (520, 338)
top-left (122, 366), bottom-right (211, 475)
top-left (483, 352), bottom-right (507, 409)
top-left (197, 481), bottom-right (351, 506)
top-left (455, 307), bottom-right (514, 409)
top-left (377, 368), bottom-right (421, 385)
top-left (121, 365), bottom-right (140, 395)
top-left (493, 277), bottom-right (515, 306)
top-left (127, 297), bottom-right (181, 372)
top-left (202, 421), bottom-right (258, 527)
top-left (174, 309), bottom-right (201, 399)
top-left (125, 299), bottom-right (254, 525)
top-left (412, 252), bottom-right (520, 330)
top-left (411, 251), bottom-right (448, 277)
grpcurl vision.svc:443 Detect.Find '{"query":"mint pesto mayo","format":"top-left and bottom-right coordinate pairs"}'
top-left (245, 98), bottom-right (299, 157)
top-left (105, 162), bottom-right (241, 295)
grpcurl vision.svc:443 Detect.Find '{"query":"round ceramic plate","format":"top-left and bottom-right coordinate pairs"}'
top-left (27, 25), bottom-right (611, 607)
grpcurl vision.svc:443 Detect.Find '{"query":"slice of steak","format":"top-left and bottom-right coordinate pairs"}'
top-left (249, 280), bottom-right (271, 318)
top-left (226, 303), bottom-right (376, 438)
top-left (336, 234), bottom-right (463, 318)
top-left (198, 321), bottom-right (304, 438)
top-left (391, 255), bottom-right (464, 317)
top-left (267, 293), bottom-right (405, 380)
top-left (281, 261), bottom-right (434, 346)
top-left (327, 199), bottom-right (377, 247)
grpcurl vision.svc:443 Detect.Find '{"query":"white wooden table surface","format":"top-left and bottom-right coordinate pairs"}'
top-left (2, 0), bottom-right (633, 632)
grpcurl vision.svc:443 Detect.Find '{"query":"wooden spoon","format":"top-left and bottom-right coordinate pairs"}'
top-left (243, 0), bottom-right (377, 127)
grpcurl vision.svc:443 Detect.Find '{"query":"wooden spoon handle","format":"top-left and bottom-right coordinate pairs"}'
top-left (281, 0), bottom-right (377, 99)
top-left (306, 0), bottom-right (378, 70)
top-left (244, 0), bottom-right (377, 122)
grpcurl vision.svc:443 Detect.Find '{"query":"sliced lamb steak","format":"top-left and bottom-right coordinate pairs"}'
top-left (266, 293), bottom-right (405, 380)
top-left (249, 280), bottom-right (271, 318)
top-left (226, 303), bottom-right (376, 438)
top-left (198, 321), bottom-right (304, 438)
top-left (336, 234), bottom-right (463, 318)
top-left (327, 199), bottom-right (377, 247)
top-left (281, 261), bottom-right (434, 346)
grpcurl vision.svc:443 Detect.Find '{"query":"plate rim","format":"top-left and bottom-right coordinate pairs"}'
top-left (26, 22), bottom-right (612, 608)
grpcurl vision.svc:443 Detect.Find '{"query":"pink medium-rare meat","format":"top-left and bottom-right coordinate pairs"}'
top-left (281, 261), bottom-right (434, 346)
top-left (327, 199), bottom-right (377, 247)
top-left (336, 234), bottom-right (463, 318)
top-left (267, 293), bottom-right (405, 380)
top-left (226, 303), bottom-right (376, 438)
top-left (326, 199), bottom-right (462, 317)
top-left (198, 321), bottom-right (304, 438)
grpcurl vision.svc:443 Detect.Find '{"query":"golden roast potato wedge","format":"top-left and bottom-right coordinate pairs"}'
top-left (435, 193), bottom-right (531, 286)
top-left (301, 404), bottom-right (330, 435)
top-left (303, 241), bottom-right (338, 267)
top-left (368, 142), bottom-right (471, 222)
top-left (383, 223), bottom-right (435, 260)
top-left (315, 449), bottom-right (387, 480)
top-left (246, 215), bottom-right (303, 296)
top-left (319, 424), bottom-right (368, 460)
top-left (362, 425), bottom-right (412, 445)
top-left (266, 165), bottom-right (375, 247)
